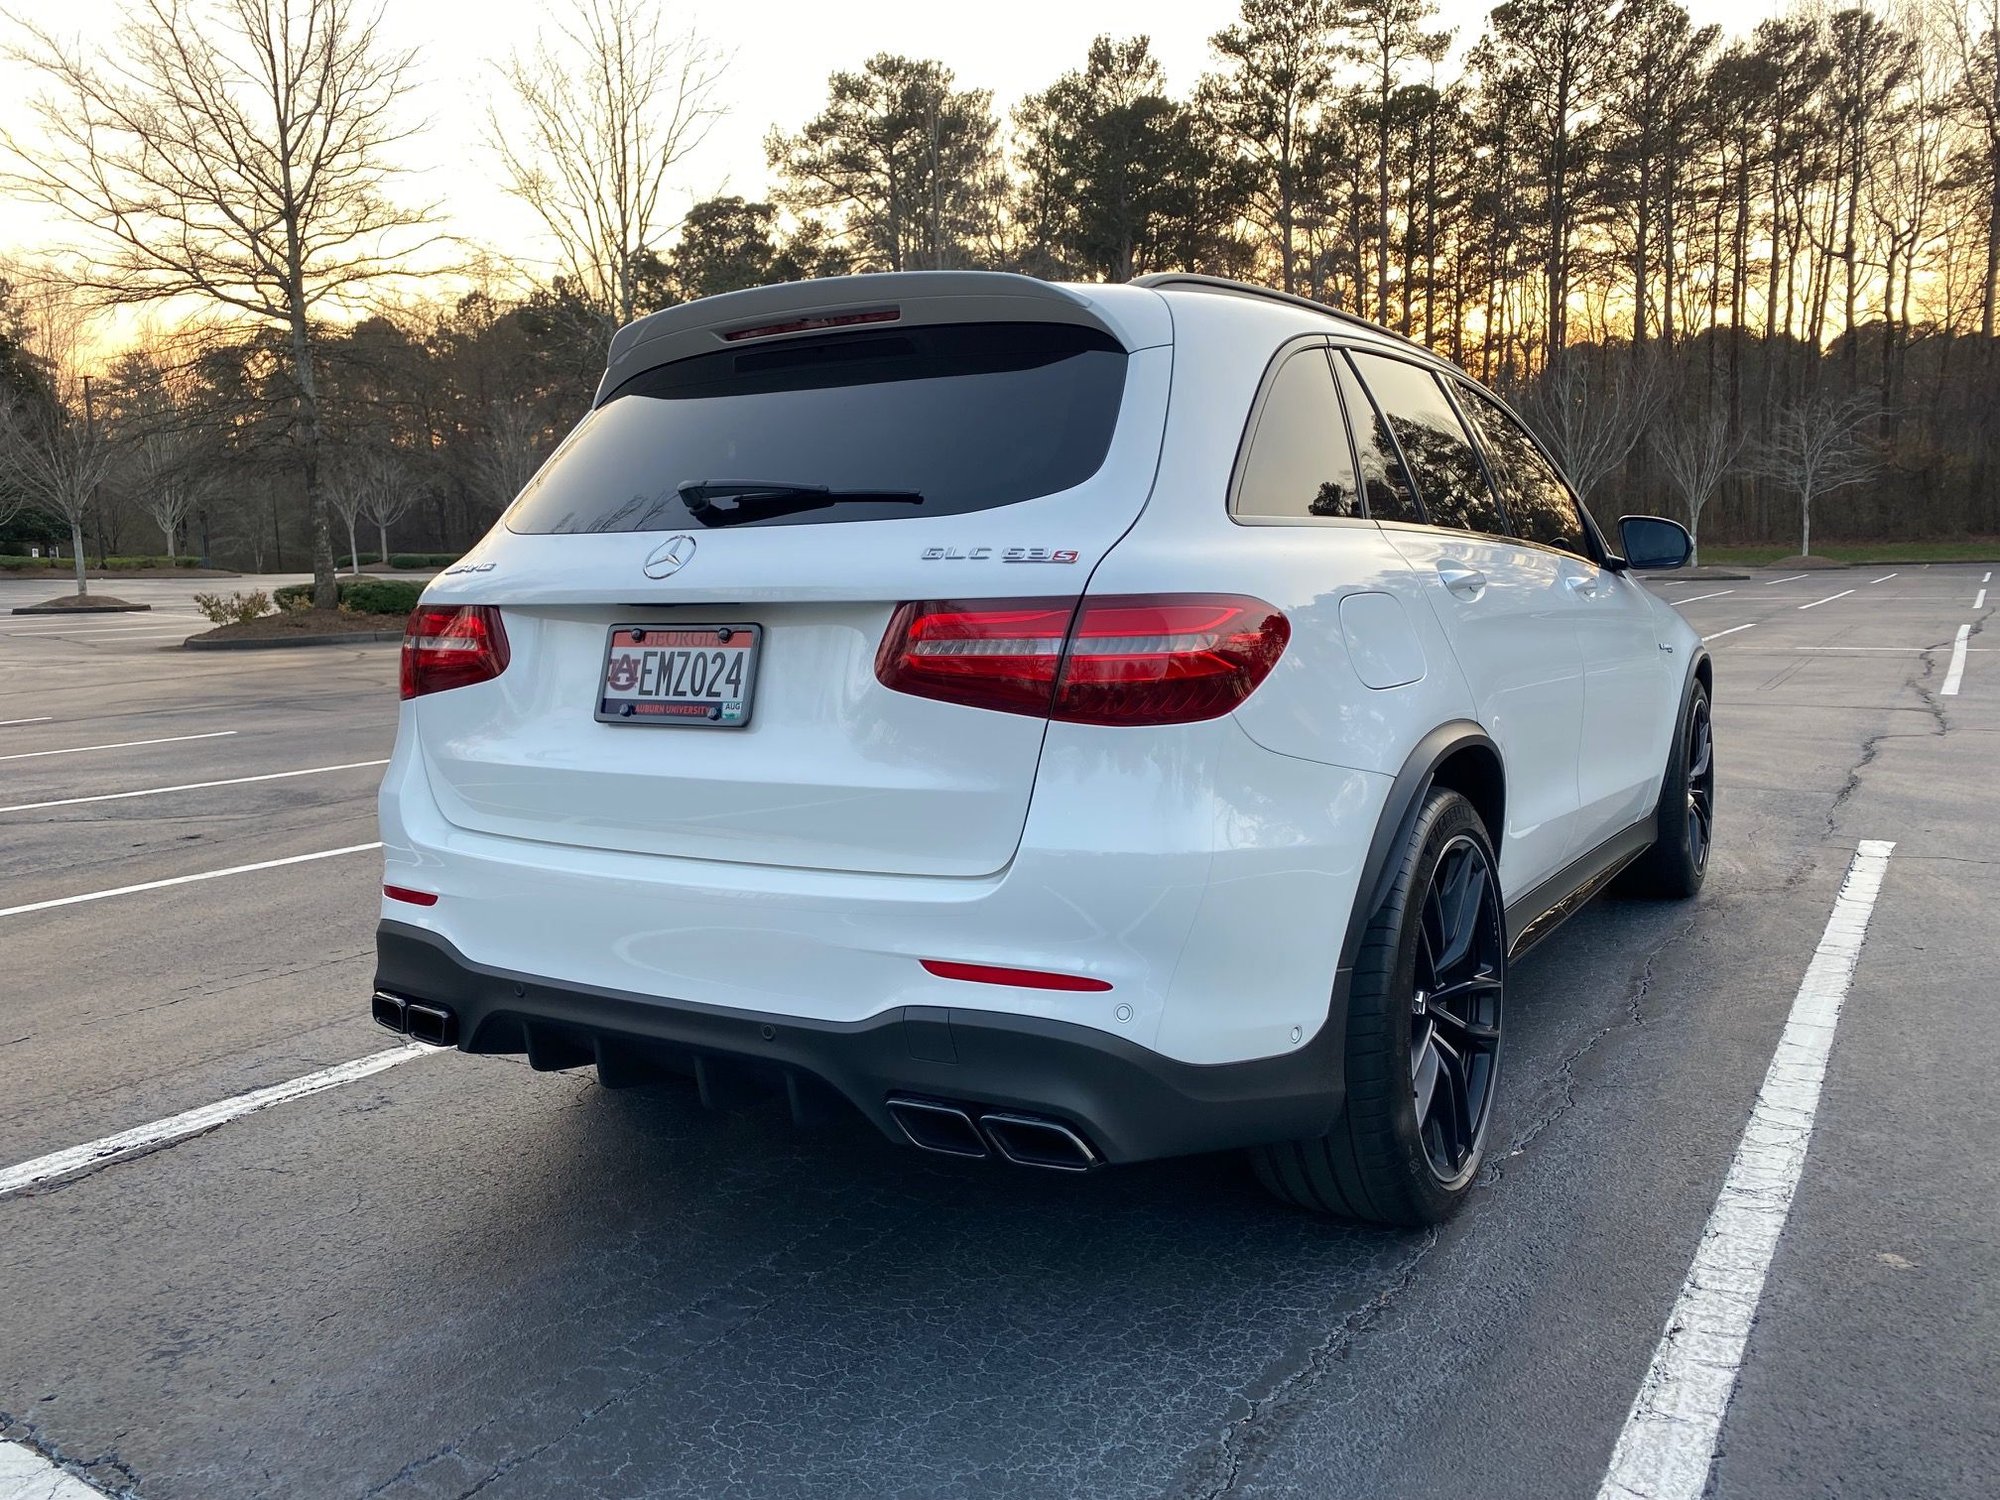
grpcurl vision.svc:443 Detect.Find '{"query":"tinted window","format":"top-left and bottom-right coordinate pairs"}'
top-left (1346, 351), bottom-right (1507, 537)
top-left (1454, 383), bottom-right (1590, 557)
top-left (1235, 346), bottom-right (1363, 521)
top-left (1330, 352), bottom-right (1423, 524)
top-left (505, 322), bottom-right (1128, 533)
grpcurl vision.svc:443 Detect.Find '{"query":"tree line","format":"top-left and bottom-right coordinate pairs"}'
top-left (3, 0), bottom-right (1998, 591)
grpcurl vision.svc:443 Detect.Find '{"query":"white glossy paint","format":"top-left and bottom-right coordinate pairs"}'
top-left (0, 729), bottom-right (234, 762)
top-left (389, 278), bottom-right (1695, 1077)
top-left (1597, 841), bottom-right (1893, 1500)
top-left (1942, 624), bottom-right (1970, 696)
top-left (0, 1438), bottom-right (106, 1498)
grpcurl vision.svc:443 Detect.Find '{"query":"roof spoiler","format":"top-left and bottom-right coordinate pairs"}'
top-left (597, 272), bottom-right (1129, 405)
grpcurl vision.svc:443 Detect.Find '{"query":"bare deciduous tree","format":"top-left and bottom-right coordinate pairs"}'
top-left (323, 451), bottom-right (370, 574)
top-left (1516, 347), bottom-right (1666, 503)
top-left (471, 399), bottom-right (551, 515)
top-left (357, 446), bottom-right (414, 562)
top-left (489, 0), bottom-right (727, 328)
top-left (1749, 391), bottom-right (1882, 558)
top-left (0, 0), bottom-right (440, 607)
top-left (0, 286), bottom-right (115, 596)
top-left (1651, 401), bottom-right (1743, 562)
top-left (116, 346), bottom-right (219, 559)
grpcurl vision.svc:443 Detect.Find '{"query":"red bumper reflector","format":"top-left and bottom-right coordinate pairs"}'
top-left (920, 959), bottom-right (1111, 992)
top-left (383, 885), bottom-right (439, 907)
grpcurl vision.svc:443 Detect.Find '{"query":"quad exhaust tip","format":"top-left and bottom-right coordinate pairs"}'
top-left (886, 1097), bottom-right (1100, 1171)
top-left (372, 990), bottom-right (458, 1047)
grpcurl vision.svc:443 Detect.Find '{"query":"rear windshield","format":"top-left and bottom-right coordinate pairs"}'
top-left (504, 322), bottom-right (1129, 534)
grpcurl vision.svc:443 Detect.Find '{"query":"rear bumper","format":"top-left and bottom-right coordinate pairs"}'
top-left (375, 922), bottom-right (1348, 1164)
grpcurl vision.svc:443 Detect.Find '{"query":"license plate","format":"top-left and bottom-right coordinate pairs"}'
top-left (596, 623), bottom-right (761, 727)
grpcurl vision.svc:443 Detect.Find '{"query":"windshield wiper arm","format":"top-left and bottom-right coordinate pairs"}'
top-left (676, 480), bottom-right (925, 526)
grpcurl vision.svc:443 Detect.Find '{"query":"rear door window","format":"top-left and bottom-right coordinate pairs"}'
top-left (1453, 383), bottom-right (1592, 557)
top-left (505, 322), bottom-right (1129, 533)
top-left (1234, 346), bottom-right (1364, 521)
top-left (1330, 353), bottom-right (1423, 525)
top-left (1345, 351), bottom-right (1508, 538)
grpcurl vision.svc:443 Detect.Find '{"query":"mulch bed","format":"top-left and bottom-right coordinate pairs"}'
top-left (12, 593), bottom-right (152, 615)
top-left (185, 608), bottom-right (406, 643)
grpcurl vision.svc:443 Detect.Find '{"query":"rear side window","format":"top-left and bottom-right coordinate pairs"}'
top-left (1346, 351), bottom-right (1508, 538)
top-left (1454, 383), bottom-right (1591, 557)
top-left (1331, 354), bottom-right (1423, 525)
top-left (1234, 346), bottom-right (1364, 521)
top-left (504, 322), bottom-right (1128, 533)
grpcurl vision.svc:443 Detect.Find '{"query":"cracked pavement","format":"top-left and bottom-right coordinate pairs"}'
top-left (1, 567), bottom-right (1994, 1499)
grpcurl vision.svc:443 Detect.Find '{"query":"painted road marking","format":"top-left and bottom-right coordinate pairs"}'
top-left (1976, 589), bottom-right (1987, 610)
top-left (0, 1044), bottom-right (429, 1199)
top-left (1702, 624), bottom-right (1756, 642)
top-left (0, 842), bottom-right (382, 919)
top-left (1867, 572), bottom-right (1897, 583)
top-left (0, 1438), bottom-right (106, 1497)
top-left (1674, 590), bottom-right (1735, 605)
top-left (1985, 571), bottom-right (1992, 583)
top-left (1596, 840), bottom-right (1894, 1500)
top-left (1942, 625), bottom-right (1970, 696)
top-left (0, 730), bottom-right (235, 763)
top-left (0, 716), bottom-right (53, 726)
top-left (1762, 574), bottom-right (1809, 585)
top-left (0, 759), bottom-right (390, 815)
top-left (1797, 589), bottom-right (1855, 610)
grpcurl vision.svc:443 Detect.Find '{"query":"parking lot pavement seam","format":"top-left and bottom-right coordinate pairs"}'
top-left (1167, 1230), bottom-right (1439, 1500)
top-left (0, 1418), bottom-right (134, 1498)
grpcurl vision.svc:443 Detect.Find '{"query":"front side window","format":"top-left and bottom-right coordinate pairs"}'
top-left (1345, 351), bottom-right (1508, 538)
top-left (505, 322), bottom-right (1128, 534)
top-left (1454, 383), bottom-right (1591, 557)
top-left (1234, 346), bottom-right (1364, 521)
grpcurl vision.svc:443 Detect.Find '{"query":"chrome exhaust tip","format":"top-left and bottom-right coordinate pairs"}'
top-left (886, 1097), bottom-right (988, 1159)
top-left (980, 1113), bottom-right (1100, 1172)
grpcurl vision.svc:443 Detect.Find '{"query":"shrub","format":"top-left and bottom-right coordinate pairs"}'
top-left (389, 553), bottom-right (459, 569)
top-left (193, 590), bottom-right (272, 625)
top-left (339, 578), bottom-right (424, 616)
top-left (272, 578), bottom-right (422, 616)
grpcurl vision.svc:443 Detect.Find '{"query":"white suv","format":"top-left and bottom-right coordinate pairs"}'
top-left (372, 272), bottom-right (1711, 1224)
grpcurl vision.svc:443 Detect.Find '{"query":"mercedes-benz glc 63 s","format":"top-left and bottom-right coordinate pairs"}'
top-left (371, 271), bottom-right (1712, 1224)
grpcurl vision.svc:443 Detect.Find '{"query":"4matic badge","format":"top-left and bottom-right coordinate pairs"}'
top-left (921, 546), bottom-right (1080, 564)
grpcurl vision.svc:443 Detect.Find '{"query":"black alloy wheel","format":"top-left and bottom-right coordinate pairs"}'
top-left (1409, 833), bottom-right (1504, 1181)
top-left (1684, 694), bottom-right (1715, 877)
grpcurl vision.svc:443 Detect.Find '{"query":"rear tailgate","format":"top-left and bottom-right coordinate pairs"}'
top-left (414, 289), bottom-right (1171, 878)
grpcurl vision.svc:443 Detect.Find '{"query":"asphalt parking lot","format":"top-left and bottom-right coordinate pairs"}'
top-left (0, 564), bottom-right (1994, 1500)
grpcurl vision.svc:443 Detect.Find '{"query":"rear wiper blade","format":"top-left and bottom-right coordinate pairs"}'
top-left (676, 480), bottom-right (925, 526)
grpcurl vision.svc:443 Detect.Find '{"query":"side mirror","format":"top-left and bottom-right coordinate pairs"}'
top-left (1617, 515), bottom-right (1693, 571)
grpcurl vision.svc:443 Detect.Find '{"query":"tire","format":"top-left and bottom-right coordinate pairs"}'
top-left (1620, 680), bottom-right (1714, 900)
top-left (1251, 787), bottom-right (1505, 1226)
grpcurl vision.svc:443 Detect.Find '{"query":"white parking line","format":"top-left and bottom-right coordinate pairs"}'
top-left (0, 1043), bottom-right (429, 1199)
top-left (0, 716), bottom-right (53, 726)
top-left (1868, 572), bottom-right (1898, 583)
top-left (1596, 840), bottom-right (1894, 1500)
top-left (0, 842), bottom-right (382, 919)
top-left (1673, 590), bottom-right (1735, 605)
top-left (0, 759), bottom-right (390, 814)
top-left (1977, 589), bottom-right (1987, 610)
top-left (0, 730), bottom-right (235, 763)
top-left (0, 1438), bottom-right (105, 1497)
top-left (1797, 589), bottom-right (1855, 610)
top-left (1762, 573), bottom-right (1809, 585)
top-left (1985, 571), bottom-right (1993, 583)
top-left (1702, 624), bottom-right (1756, 642)
top-left (1942, 625), bottom-right (1970, 696)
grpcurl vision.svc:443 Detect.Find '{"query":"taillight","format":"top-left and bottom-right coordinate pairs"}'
top-left (876, 594), bottom-right (1287, 726)
top-left (400, 605), bottom-right (510, 700)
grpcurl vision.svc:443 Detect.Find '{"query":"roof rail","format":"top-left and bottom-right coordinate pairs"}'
top-left (1131, 273), bottom-right (1423, 350)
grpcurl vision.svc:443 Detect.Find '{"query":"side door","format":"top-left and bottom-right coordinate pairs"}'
top-left (1338, 348), bottom-right (1586, 897)
top-left (1452, 381), bottom-right (1676, 842)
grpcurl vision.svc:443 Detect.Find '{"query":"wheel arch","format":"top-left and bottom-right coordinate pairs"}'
top-left (1339, 721), bottom-right (1504, 974)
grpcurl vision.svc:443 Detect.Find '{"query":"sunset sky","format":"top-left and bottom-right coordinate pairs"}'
top-left (0, 0), bottom-right (1779, 291)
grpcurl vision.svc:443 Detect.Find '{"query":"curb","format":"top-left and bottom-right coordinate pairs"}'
top-left (182, 630), bottom-right (404, 651)
top-left (11, 603), bottom-right (153, 615)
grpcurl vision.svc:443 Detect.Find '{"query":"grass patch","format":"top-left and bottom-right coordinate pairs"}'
top-left (1701, 539), bottom-right (2000, 565)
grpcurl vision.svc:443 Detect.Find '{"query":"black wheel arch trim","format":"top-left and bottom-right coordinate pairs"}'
top-left (1340, 720), bottom-right (1503, 974)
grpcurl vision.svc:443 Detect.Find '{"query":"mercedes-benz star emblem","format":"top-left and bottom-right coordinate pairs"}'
top-left (642, 534), bottom-right (697, 579)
